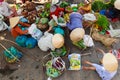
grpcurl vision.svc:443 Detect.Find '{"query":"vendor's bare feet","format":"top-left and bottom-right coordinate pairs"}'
top-left (84, 60), bottom-right (93, 66)
top-left (82, 66), bottom-right (88, 70)
top-left (46, 26), bottom-right (52, 32)
top-left (82, 66), bottom-right (96, 70)
top-left (84, 61), bottom-right (91, 64)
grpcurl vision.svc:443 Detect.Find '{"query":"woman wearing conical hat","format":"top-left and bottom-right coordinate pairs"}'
top-left (9, 17), bottom-right (30, 38)
top-left (83, 48), bottom-right (118, 80)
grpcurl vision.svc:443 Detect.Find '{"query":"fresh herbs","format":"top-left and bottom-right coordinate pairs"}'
top-left (92, 0), bottom-right (106, 12)
top-left (73, 39), bottom-right (86, 49)
top-left (96, 14), bottom-right (109, 30)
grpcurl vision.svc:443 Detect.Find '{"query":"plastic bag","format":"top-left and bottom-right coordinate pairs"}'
top-left (68, 53), bottom-right (81, 70)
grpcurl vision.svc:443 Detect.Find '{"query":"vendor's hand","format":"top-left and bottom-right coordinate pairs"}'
top-left (83, 60), bottom-right (89, 64)
top-left (96, 48), bottom-right (105, 54)
top-left (83, 60), bottom-right (92, 65)
top-left (46, 26), bottom-right (52, 32)
top-left (25, 30), bottom-right (28, 34)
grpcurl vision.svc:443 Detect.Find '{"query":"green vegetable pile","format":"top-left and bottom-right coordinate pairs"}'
top-left (92, 0), bottom-right (106, 12)
top-left (78, 2), bottom-right (84, 7)
top-left (51, 46), bottom-right (67, 57)
top-left (105, 0), bottom-right (116, 9)
top-left (96, 14), bottom-right (109, 30)
top-left (60, 1), bottom-right (70, 8)
top-left (39, 10), bottom-right (50, 18)
top-left (92, 0), bottom-right (116, 12)
top-left (45, 60), bottom-right (61, 78)
top-left (73, 39), bottom-right (86, 49)
top-left (44, 2), bottom-right (51, 10)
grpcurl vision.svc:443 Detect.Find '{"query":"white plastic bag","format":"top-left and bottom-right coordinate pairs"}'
top-left (83, 35), bottom-right (94, 47)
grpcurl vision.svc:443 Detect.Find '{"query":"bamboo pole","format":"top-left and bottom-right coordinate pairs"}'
top-left (0, 42), bottom-right (20, 62)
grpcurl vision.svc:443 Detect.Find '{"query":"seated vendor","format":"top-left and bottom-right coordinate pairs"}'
top-left (66, 12), bottom-right (83, 30)
top-left (10, 17), bottom-right (30, 38)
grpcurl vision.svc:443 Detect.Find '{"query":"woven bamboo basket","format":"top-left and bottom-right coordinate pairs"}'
top-left (51, 43), bottom-right (70, 58)
top-left (41, 53), bottom-right (66, 79)
top-left (0, 36), bottom-right (23, 67)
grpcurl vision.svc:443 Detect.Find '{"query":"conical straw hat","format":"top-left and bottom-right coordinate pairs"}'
top-left (10, 17), bottom-right (20, 28)
top-left (52, 34), bottom-right (64, 48)
top-left (70, 28), bottom-right (85, 42)
top-left (103, 53), bottom-right (118, 72)
top-left (114, 0), bottom-right (120, 10)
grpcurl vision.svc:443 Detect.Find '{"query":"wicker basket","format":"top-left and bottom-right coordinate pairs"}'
top-left (42, 53), bottom-right (66, 79)
top-left (0, 37), bottom-right (23, 64)
top-left (51, 43), bottom-right (70, 58)
top-left (0, 51), bottom-right (7, 70)
top-left (83, 13), bottom-right (98, 29)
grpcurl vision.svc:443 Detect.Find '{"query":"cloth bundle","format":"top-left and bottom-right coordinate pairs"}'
top-left (66, 12), bottom-right (83, 30)
top-left (16, 35), bottom-right (37, 48)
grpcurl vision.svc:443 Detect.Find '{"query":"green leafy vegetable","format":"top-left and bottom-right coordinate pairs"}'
top-left (92, 0), bottom-right (106, 12)
top-left (73, 39), bottom-right (86, 49)
top-left (51, 46), bottom-right (67, 57)
top-left (96, 14), bottom-right (109, 30)
top-left (60, 1), bottom-right (70, 8)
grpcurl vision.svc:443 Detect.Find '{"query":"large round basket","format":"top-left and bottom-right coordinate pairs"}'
top-left (51, 43), bottom-right (70, 58)
top-left (42, 54), bottom-right (66, 79)
top-left (0, 37), bottom-right (23, 69)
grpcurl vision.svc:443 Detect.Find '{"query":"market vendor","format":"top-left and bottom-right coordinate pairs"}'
top-left (10, 16), bottom-right (30, 38)
top-left (99, 0), bottom-right (120, 22)
top-left (48, 15), bottom-right (66, 34)
top-left (83, 49), bottom-right (118, 80)
top-left (113, 0), bottom-right (120, 20)
top-left (114, 0), bottom-right (120, 10)
top-left (66, 12), bottom-right (83, 30)
top-left (70, 28), bottom-right (85, 43)
top-left (0, 0), bottom-right (18, 18)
